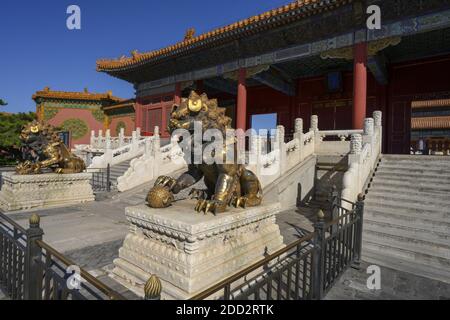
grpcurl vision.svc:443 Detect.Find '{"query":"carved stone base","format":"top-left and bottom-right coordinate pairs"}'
top-left (110, 201), bottom-right (284, 299)
top-left (0, 172), bottom-right (95, 212)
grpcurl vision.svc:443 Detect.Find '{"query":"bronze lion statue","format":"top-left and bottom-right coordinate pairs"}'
top-left (148, 91), bottom-right (262, 214)
top-left (16, 120), bottom-right (86, 175)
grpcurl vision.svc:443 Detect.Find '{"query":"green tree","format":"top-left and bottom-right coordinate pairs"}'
top-left (0, 112), bottom-right (36, 165)
top-left (0, 99), bottom-right (7, 106)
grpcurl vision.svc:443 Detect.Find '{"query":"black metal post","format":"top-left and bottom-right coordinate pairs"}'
top-left (24, 214), bottom-right (43, 300)
top-left (311, 211), bottom-right (326, 300)
top-left (106, 164), bottom-right (111, 192)
top-left (330, 185), bottom-right (339, 234)
top-left (352, 194), bottom-right (365, 269)
top-left (296, 183), bottom-right (302, 207)
top-left (267, 130), bottom-right (271, 153)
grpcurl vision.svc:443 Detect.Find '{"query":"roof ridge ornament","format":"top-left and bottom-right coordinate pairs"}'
top-left (184, 28), bottom-right (196, 41)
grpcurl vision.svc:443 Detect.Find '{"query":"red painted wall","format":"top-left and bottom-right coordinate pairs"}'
top-left (247, 86), bottom-right (296, 135)
top-left (136, 93), bottom-right (174, 137)
top-left (129, 55), bottom-right (450, 154)
top-left (109, 116), bottom-right (135, 136)
top-left (47, 108), bottom-right (104, 147)
top-left (387, 55), bottom-right (450, 154)
top-left (296, 72), bottom-right (381, 131)
top-left (246, 72), bottom-right (382, 136)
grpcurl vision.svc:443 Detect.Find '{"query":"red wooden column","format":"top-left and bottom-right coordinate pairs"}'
top-left (352, 42), bottom-right (368, 129)
top-left (134, 100), bottom-right (141, 131)
top-left (236, 68), bottom-right (247, 131)
top-left (174, 82), bottom-right (181, 105)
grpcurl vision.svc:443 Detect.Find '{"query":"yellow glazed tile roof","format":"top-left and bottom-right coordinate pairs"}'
top-left (102, 99), bottom-right (136, 111)
top-left (412, 116), bottom-right (450, 130)
top-left (96, 0), bottom-right (349, 72)
top-left (411, 99), bottom-right (450, 109)
top-left (32, 87), bottom-right (123, 102)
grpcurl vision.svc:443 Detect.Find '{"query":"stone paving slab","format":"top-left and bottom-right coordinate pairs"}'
top-left (325, 261), bottom-right (450, 300)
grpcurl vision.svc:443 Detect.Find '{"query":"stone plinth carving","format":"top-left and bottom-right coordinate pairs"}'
top-left (111, 201), bottom-right (284, 299)
top-left (0, 172), bottom-right (94, 212)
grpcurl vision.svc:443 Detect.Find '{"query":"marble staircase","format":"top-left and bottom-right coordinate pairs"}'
top-left (362, 155), bottom-right (450, 284)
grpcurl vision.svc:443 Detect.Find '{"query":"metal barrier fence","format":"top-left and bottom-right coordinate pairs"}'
top-left (1, 192), bottom-right (363, 301)
top-left (0, 212), bottom-right (124, 300)
top-left (0, 213), bottom-right (26, 299)
top-left (87, 164), bottom-right (111, 192)
top-left (191, 194), bottom-right (364, 300)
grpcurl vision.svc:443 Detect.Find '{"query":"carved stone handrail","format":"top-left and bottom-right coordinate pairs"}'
top-left (115, 112), bottom-right (383, 197)
top-left (88, 128), bottom-right (149, 169)
top-left (341, 111), bottom-right (383, 207)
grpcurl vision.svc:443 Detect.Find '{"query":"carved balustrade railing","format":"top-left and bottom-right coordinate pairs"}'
top-left (341, 112), bottom-right (383, 205)
top-left (411, 138), bottom-right (450, 155)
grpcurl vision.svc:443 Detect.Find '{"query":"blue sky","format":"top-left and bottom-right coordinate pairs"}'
top-left (0, 0), bottom-right (291, 114)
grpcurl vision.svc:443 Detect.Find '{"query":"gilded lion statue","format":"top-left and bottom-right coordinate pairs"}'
top-left (16, 120), bottom-right (86, 175)
top-left (147, 91), bottom-right (262, 214)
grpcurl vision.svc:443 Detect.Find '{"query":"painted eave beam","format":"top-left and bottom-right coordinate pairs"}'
top-left (204, 78), bottom-right (237, 95)
top-left (368, 54), bottom-right (389, 85)
top-left (252, 69), bottom-right (296, 96)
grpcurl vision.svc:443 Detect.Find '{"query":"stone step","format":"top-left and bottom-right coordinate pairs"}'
top-left (381, 156), bottom-right (450, 163)
top-left (364, 198), bottom-right (449, 217)
top-left (370, 177), bottom-right (450, 193)
top-left (378, 166), bottom-right (450, 178)
top-left (366, 190), bottom-right (450, 207)
top-left (111, 165), bottom-right (131, 171)
top-left (110, 169), bottom-right (128, 176)
top-left (362, 238), bottom-right (450, 274)
top-left (381, 155), bottom-right (450, 164)
top-left (363, 218), bottom-right (450, 244)
top-left (376, 166), bottom-right (450, 178)
top-left (362, 229), bottom-right (450, 261)
top-left (369, 185), bottom-right (450, 201)
top-left (365, 208), bottom-right (450, 232)
top-left (362, 247), bottom-right (450, 284)
top-left (382, 154), bottom-right (450, 162)
top-left (374, 172), bottom-right (450, 185)
top-left (380, 162), bottom-right (450, 170)
top-left (112, 163), bottom-right (131, 170)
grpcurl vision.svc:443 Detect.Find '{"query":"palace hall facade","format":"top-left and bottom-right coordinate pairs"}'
top-left (36, 0), bottom-right (450, 153)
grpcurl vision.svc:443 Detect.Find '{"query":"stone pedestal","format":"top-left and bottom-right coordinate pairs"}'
top-left (111, 201), bottom-right (284, 299)
top-left (0, 172), bottom-right (95, 212)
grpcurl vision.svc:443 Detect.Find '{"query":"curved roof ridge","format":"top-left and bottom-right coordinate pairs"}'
top-left (32, 87), bottom-right (124, 102)
top-left (96, 0), bottom-right (347, 72)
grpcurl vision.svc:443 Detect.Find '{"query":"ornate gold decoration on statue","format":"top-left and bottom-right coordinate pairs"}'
top-left (146, 185), bottom-right (174, 208)
top-left (15, 120), bottom-right (86, 175)
top-left (144, 275), bottom-right (162, 300)
top-left (188, 93), bottom-right (203, 112)
top-left (147, 91), bottom-right (262, 215)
